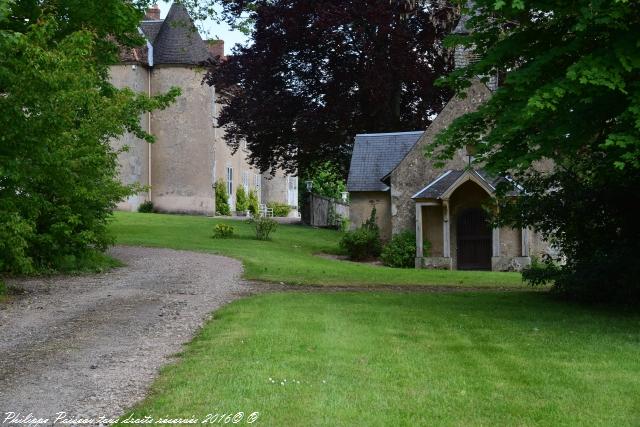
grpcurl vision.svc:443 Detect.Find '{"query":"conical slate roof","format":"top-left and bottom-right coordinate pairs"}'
top-left (149, 2), bottom-right (211, 65)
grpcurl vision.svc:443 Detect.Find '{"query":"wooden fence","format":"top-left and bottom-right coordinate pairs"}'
top-left (301, 193), bottom-right (349, 228)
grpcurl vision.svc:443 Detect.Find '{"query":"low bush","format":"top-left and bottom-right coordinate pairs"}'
top-left (522, 256), bottom-right (563, 287)
top-left (0, 279), bottom-right (7, 297)
top-left (236, 186), bottom-right (248, 213)
top-left (214, 180), bottom-right (231, 216)
top-left (138, 201), bottom-right (154, 213)
top-left (247, 189), bottom-right (260, 217)
top-left (252, 217), bottom-right (278, 240)
top-left (213, 223), bottom-right (235, 239)
top-left (340, 227), bottom-right (382, 261)
top-left (267, 202), bottom-right (291, 217)
top-left (340, 208), bottom-right (382, 260)
top-left (381, 231), bottom-right (427, 268)
top-left (339, 216), bottom-right (350, 232)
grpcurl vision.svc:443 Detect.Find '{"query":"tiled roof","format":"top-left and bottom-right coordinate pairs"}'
top-left (140, 20), bottom-right (163, 43)
top-left (151, 3), bottom-right (211, 65)
top-left (452, 1), bottom-right (474, 34)
top-left (347, 131), bottom-right (423, 192)
top-left (134, 2), bottom-right (211, 65)
top-left (452, 13), bottom-right (471, 34)
top-left (412, 169), bottom-right (519, 199)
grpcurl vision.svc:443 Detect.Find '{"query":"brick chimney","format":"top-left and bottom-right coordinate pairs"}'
top-left (206, 40), bottom-right (225, 60)
top-left (145, 3), bottom-right (161, 20)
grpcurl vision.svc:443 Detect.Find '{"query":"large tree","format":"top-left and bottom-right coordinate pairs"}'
top-left (205, 0), bottom-right (458, 174)
top-left (0, 0), bottom-right (178, 274)
top-left (433, 0), bottom-right (640, 302)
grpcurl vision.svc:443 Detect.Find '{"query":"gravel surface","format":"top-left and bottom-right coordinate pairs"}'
top-left (0, 246), bottom-right (258, 424)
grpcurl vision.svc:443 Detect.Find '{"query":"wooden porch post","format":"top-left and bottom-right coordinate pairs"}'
top-left (416, 203), bottom-right (423, 258)
top-left (492, 227), bottom-right (501, 257)
top-left (521, 228), bottom-right (530, 257)
top-left (443, 200), bottom-right (451, 258)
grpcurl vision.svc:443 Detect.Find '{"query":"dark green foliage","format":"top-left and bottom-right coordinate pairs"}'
top-left (252, 217), bottom-right (278, 241)
top-left (235, 186), bottom-right (248, 213)
top-left (138, 201), bottom-right (154, 213)
top-left (340, 208), bottom-right (382, 260)
top-left (433, 0), bottom-right (640, 302)
top-left (363, 207), bottom-right (380, 233)
top-left (522, 256), bottom-right (562, 288)
top-left (0, 3), bottom-right (178, 274)
top-left (267, 202), bottom-right (291, 218)
top-left (381, 232), bottom-right (424, 268)
top-left (0, 279), bottom-right (6, 297)
top-left (339, 228), bottom-right (383, 261)
top-left (301, 162), bottom-right (347, 200)
top-left (205, 0), bottom-right (456, 174)
top-left (339, 217), bottom-right (350, 233)
top-left (214, 180), bottom-right (231, 216)
top-left (247, 189), bottom-right (260, 217)
top-left (213, 223), bottom-right (235, 239)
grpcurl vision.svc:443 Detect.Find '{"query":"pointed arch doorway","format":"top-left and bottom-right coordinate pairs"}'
top-left (456, 207), bottom-right (492, 270)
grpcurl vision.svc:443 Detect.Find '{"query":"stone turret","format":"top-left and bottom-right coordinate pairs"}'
top-left (451, 2), bottom-right (498, 90)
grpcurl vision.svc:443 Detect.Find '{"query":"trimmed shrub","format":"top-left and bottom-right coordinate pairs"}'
top-left (236, 186), bottom-right (248, 213)
top-left (214, 180), bottom-right (231, 216)
top-left (267, 202), bottom-right (291, 217)
top-left (138, 201), bottom-right (154, 213)
top-left (247, 189), bottom-right (260, 217)
top-left (339, 227), bottom-right (382, 260)
top-left (339, 207), bottom-right (382, 260)
top-left (381, 231), bottom-right (426, 268)
top-left (252, 217), bottom-right (278, 240)
top-left (339, 216), bottom-right (350, 232)
top-left (213, 223), bottom-right (235, 239)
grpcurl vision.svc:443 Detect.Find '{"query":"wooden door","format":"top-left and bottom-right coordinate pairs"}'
top-left (456, 208), bottom-right (492, 270)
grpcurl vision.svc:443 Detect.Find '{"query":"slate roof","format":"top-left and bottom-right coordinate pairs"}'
top-left (150, 3), bottom-right (211, 65)
top-left (140, 20), bottom-right (163, 44)
top-left (347, 131), bottom-right (423, 192)
top-left (412, 169), bottom-right (519, 199)
top-left (452, 1), bottom-right (475, 34)
top-left (124, 3), bottom-right (211, 66)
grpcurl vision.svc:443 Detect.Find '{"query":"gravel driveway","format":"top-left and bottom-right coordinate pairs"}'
top-left (0, 246), bottom-right (256, 423)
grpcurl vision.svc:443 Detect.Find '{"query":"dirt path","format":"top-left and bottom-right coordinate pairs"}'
top-left (0, 246), bottom-right (258, 424)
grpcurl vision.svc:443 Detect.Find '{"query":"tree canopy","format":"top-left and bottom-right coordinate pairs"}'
top-left (0, 0), bottom-right (178, 273)
top-left (434, 0), bottom-right (640, 301)
top-left (206, 0), bottom-right (458, 174)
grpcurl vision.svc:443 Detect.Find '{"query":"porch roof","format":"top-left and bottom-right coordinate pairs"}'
top-left (412, 169), bottom-right (517, 200)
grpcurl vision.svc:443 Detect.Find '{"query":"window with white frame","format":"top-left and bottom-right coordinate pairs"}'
top-left (226, 167), bottom-right (233, 196)
top-left (242, 171), bottom-right (249, 192)
top-left (287, 176), bottom-right (298, 207)
top-left (254, 173), bottom-right (261, 201)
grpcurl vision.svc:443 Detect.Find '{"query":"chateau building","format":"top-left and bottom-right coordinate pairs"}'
top-left (110, 3), bottom-right (297, 215)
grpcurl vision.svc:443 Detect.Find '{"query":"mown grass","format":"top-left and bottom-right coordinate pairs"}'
top-left (119, 292), bottom-right (640, 426)
top-left (110, 212), bottom-right (524, 288)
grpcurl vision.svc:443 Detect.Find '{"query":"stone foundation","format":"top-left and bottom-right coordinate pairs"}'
top-left (416, 257), bottom-right (453, 270)
top-left (491, 256), bottom-right (531, 272)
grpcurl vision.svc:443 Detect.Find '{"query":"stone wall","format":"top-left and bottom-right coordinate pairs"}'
top-left (261, 170), bottom-right (298, 214)
top-left (109, 65), bottom-right (150, 212)
top-left (150, 66), bottom-right (215, 215)
top-left (349, 191), bottom-right (392, 241)
top-left (389, 79), bottom-right (493, 235)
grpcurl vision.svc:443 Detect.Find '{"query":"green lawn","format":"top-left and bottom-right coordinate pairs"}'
top-left (110, 212), bottom-right (523, 288)
top-left (119, 292), bottom-right (640, 426)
